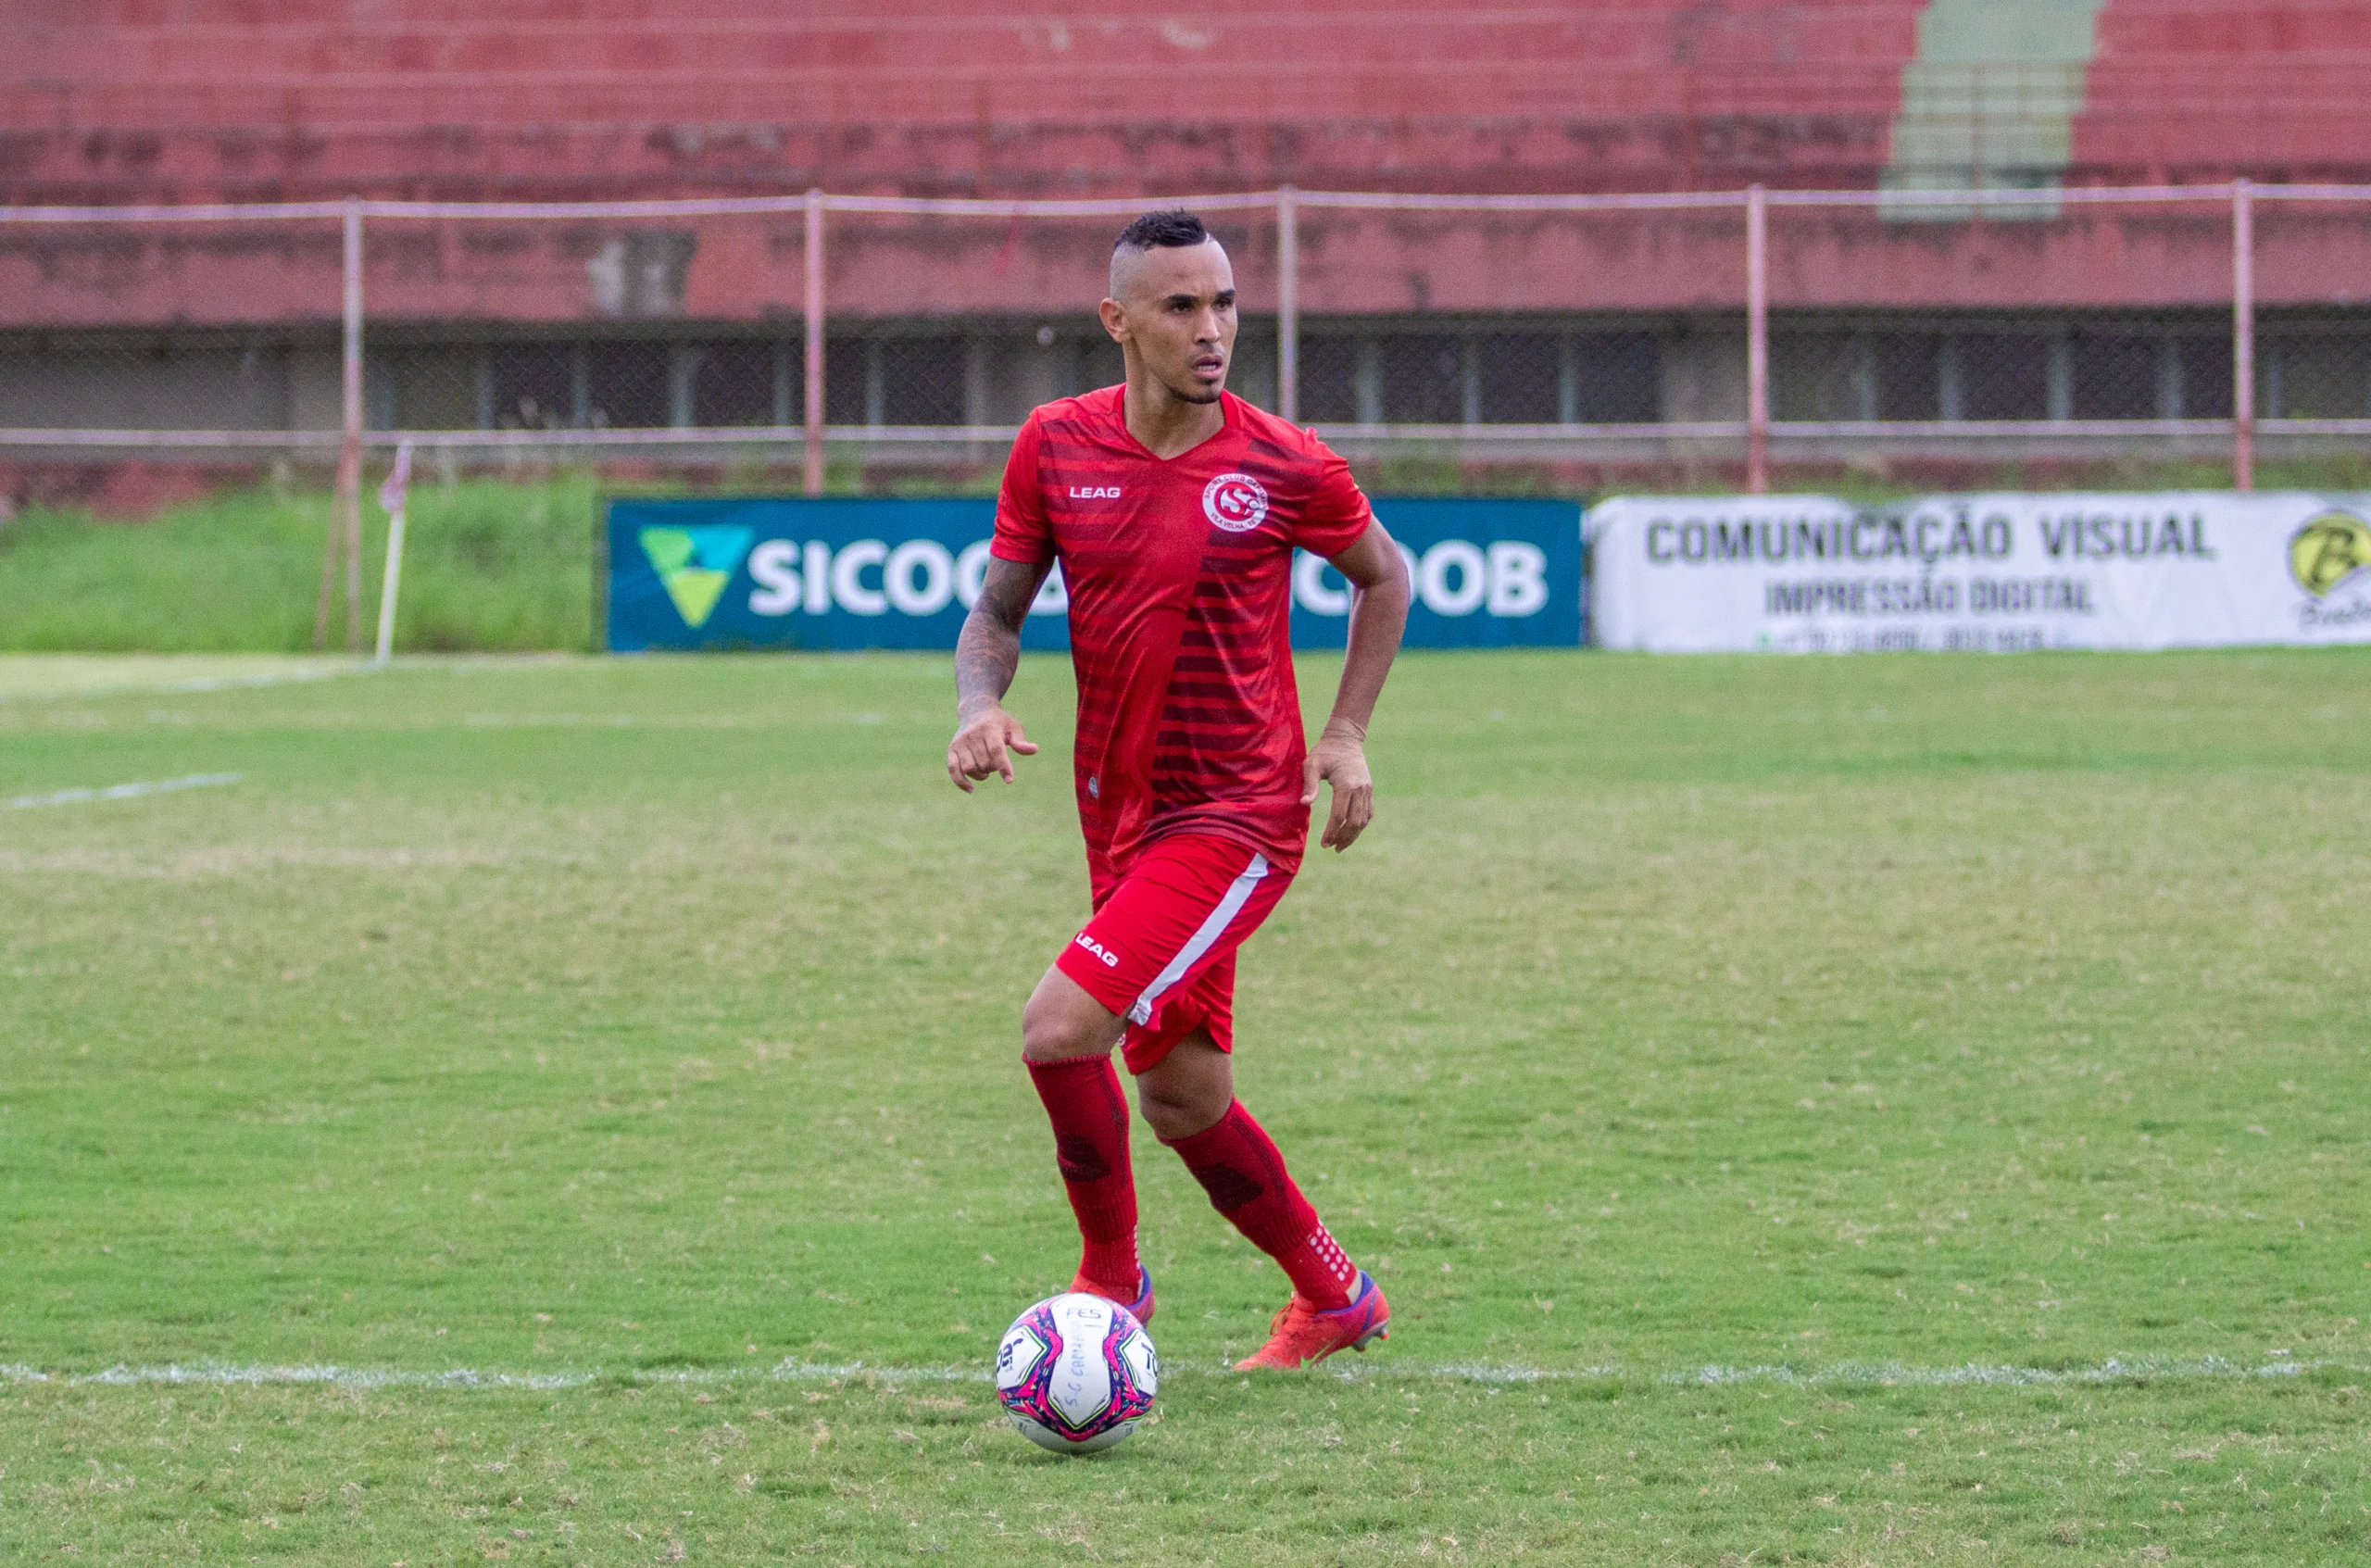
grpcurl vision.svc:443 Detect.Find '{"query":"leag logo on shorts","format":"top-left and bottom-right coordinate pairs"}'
top-left (1202, 473), bottom-right (1270, 533)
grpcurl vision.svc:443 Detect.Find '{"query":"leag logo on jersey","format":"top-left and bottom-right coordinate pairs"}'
top-left (1202, 473), bottom-right (1271, 533)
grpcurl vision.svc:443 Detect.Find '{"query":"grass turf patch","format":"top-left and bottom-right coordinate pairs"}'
top-left (2, 648), bottom-right (2368, 1561)
top-left (7, 1371), bottom-right (2365, 1564)
top-left (0, 479), bottom-right (599, 654)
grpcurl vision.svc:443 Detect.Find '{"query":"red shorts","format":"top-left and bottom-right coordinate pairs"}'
top-left (1053, 833), bottom-right (1295, 1075)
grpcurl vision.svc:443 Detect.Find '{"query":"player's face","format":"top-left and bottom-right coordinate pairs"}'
top-left (1103, 240), bottom-right (1237, 406)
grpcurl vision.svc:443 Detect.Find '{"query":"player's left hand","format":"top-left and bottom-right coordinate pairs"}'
top-left (1303, 721), bottom-right (1374, 852)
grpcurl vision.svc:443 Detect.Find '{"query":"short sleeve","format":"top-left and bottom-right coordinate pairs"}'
top-left (1285, 442), bottom-right (1375, 558)
top-left (991, 415), bottom-right (1055, 564)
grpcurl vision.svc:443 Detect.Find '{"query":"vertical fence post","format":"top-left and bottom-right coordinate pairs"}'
top-left (317, 197), bottom-right (366, 651)
top-left (342, 199), bottom-right (366, 651)
top-left (2231, 177), bottom-right (2254, 492)
top-left (803, 187), bottom-right (826, 496)
top-left (1276, 185), bottom-right (1298, 423)
top-left (1746, 182), bottom-right (1770, 495)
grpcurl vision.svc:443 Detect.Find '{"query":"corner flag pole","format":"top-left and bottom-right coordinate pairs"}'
top-left (371, 440), bottom-right (414, 666)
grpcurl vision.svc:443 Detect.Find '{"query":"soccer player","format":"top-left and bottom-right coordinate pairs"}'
top-left (946, 209), bottom-right (1411, 1370)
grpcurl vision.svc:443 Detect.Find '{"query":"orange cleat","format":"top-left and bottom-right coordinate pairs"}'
top-left (1233, 1271), bottom-right (1389, 1370)
top-left (1068, 1266), bottom-right (1156, 1327)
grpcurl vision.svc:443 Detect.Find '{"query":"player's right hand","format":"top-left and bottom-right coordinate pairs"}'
top-left (947, 705), bottom-right (1038, 792)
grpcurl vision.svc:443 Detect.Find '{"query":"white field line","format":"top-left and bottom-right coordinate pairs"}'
top-left (0, 1353), bottom-right (2350, 1394)
top-left (152, 672), bottom-right (336, 696)
top-left (5, 771), bottom-right (244, 809)
top-left (0, 652), bottom-right (573, 707)
top-left (0, 666), bottom-right (348, 704)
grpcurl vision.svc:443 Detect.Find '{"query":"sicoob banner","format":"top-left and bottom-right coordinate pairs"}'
top-left (604, 496), bottom-right (1582, 652)
top-left (1586, 493), bottom-right (2371, 653)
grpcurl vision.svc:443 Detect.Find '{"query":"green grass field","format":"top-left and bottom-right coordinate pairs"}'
top-left (3, 648), bottom-right (2366, 1564)
top-left (0, 479), bottom-right (601, 654)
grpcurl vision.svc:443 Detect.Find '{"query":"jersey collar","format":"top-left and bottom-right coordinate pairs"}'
top-left (1111, 386), bottom-right (1236, 465)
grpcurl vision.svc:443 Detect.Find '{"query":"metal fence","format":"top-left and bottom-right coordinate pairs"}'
top-left (4, 182), bottom-right (2368, 503)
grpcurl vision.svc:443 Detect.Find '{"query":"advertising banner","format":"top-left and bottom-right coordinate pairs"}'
top-left (605, 495), bottom-right (1582, 652)
top-left (1586, 492), bottom-right (2371, 653)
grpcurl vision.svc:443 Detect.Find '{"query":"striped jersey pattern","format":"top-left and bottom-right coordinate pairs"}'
top-left (992, 386), bottom-right (1374, 874)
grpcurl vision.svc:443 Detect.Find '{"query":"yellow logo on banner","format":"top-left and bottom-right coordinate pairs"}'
top-left (2289, 510), bottom-right (2371, 597)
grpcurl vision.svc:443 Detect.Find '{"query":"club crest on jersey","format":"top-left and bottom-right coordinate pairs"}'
top-left (1202, 472), bottom-right (1271, 533)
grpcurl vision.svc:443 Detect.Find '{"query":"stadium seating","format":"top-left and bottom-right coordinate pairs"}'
top-left (13, 3), bottom-right (2365, 202)
top-left (4, 4), bottom-right (2364, 437)
top-left (7, 3), bottom-right (1930, 203)
top-left (2076, 2), bottom-right (2371, 182)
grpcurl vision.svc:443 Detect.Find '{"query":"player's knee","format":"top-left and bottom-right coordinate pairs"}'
top-left (1135, 1095), bottom-right (1193, 1142)
top-left (1020, 983), bottom-right (1112, 1063)
top-left (1137, 1076), bottom-right (1228, 1142)
top-left (1018, 1006), bottom-right (1088, 1063)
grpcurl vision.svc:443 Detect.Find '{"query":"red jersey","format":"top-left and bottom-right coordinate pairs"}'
top-left (991, 386), bottom-right (1375, 874)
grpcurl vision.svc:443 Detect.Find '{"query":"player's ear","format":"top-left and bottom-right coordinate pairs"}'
top-left (1098, 297), bottom-right (1129, 344)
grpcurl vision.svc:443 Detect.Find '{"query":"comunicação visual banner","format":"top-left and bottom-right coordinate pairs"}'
top-left (1586, 492), bottom-right (2371, 653)
top-left (604, 496), bottom-right (1582, 652)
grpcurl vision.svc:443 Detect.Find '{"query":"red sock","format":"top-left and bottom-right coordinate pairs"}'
top-left (1025, 1055), bottom-right (1140, 1296)
top-left (1163, 1099), bottom-right (1357, 1311)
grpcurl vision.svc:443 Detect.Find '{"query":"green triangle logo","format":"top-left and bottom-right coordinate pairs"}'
top-left (639, 525), bottom-right (755, 629)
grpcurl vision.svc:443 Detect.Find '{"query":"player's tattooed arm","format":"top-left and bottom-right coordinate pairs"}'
top-left (1303, 520), bottom-right (1411, 850)
top-left (947, 556), bottom-right (1051, 792)
top-left (954, 555), bottom-right (1046, 717)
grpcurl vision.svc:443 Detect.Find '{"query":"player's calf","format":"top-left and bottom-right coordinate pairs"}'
top-left (1022, 969), bottom-right (1143, 1305)
top-left (1026, 1054), bottom-right (1144, 1303)
top-left (1160, 1098), bottom-right (1361, 1311)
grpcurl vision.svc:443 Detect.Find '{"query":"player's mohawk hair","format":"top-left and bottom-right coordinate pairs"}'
top-left (1113, 209), bottom-right (1210, 253)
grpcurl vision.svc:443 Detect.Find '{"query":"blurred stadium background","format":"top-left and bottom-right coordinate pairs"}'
top-left (3, 3), bottom-right (2367, 521)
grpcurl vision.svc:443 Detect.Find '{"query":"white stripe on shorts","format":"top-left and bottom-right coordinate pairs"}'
top-left (1126, 851), bottom-right (1270, 1026)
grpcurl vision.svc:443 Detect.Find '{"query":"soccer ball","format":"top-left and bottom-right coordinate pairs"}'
top-left (994, 1292), bottom-right (1158, 1454)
